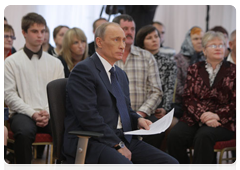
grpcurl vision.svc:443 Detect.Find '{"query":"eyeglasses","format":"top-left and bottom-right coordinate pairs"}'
top-left (4, 35), bottom-right (16, 40)
top-left (206, 44), bottom-right (224, 49)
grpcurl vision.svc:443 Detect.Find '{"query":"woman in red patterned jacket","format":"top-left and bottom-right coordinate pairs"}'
top-left (167, 31), bottom-right (236, 164)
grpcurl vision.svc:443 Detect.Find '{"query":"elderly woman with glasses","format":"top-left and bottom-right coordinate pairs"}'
top-left (167, 31), bottom-right (236, 164)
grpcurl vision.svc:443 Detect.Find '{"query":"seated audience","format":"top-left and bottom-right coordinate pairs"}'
top-left (113, 14), bottom-right (162, 119)
top-left (152, 21), bottom-right (176, 59)
top-left (4, 17), bottom-right (17, 54)
top-left (210, 26), bottom-right (230, 57)
top-left (4, 16), bottom-right (8, 24)
top-left (152, 21), bottom-right (166, 47)
top-left (4, 24), bottom-right (16, 60)
top-left (58, 27), bottom-right (88, 78)
top-left (173, 26), bottom-right (205, 121)
top-left (42, 25), bottom-right (54, 54)
top-left (136, 25), bottom-right (177, 150)
top-left (4, 126), bottom-right (8, 159)
top-left (62, 22), bottom-right (178, 164)
top-left (167, 31), bottom-right (236, 164)
top-left (226, 30), bottom-right (236, 64)
top-left (88, 18), bottom-right (107, 56)
top-left (49, 25), bottom-right (69, 57)
top-left (226, 30), bottom-right (236, 160)
top-left (4, 12), bottom-right (64, 164)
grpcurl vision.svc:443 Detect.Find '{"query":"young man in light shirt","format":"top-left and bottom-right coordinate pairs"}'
top-left (4, 12), bottom-right (64, 164)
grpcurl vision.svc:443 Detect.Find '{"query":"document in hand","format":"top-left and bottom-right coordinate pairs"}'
top-left (124, 109), bottom-right (174, 135)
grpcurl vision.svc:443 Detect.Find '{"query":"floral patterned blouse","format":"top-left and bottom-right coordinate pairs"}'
top-left (180, 61), bottom-right (236, 132)
top-left (154, 50), bottom-right (177, 112)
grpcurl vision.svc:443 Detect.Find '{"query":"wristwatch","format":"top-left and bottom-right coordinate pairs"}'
top-left (114, 141), bottom-right (125, 150)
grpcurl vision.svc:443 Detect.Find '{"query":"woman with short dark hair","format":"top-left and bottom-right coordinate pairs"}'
top-left (136, 25), bottom-right (177, 150)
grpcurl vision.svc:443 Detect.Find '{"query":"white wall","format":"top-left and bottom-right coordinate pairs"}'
top-left (4, 5), bottom-right (109, 50)
top-left (4, 5), bottom-right (236, 52)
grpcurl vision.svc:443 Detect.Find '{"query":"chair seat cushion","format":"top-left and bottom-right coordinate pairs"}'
top-left (8, 131), bottom-right (52, 143)
top-left (34, 133), bottom-right (53, 143)
top-left (214, 139), bottom-right (236, 150)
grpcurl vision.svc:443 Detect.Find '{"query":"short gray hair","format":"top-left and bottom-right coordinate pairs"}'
top-left (94, 22), bottom-right (120, 49)
top-left (202, 31), bottom-right (225, 48)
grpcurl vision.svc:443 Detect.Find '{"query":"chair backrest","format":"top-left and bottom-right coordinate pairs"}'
top-left (47, 78), bottom-right (68, 161)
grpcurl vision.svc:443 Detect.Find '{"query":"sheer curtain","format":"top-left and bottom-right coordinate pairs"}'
top-left (4, 5), bottom-right (236, 52)
top-left (153, 5), bottom-right (236, 52)
top-left (4, 5), bottom-right (109, 50)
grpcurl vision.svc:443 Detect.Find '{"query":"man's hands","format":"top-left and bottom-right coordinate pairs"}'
top-left (200, 111), bottom-right (221, 128)
top-left (118, 146), bottom-right (132, 161)
top-left (137, 111), bottom-right (147, 118)
top-left (116, 116), bottom-right (153, 161)
top-left (117, 118), bottom-right (152, 160)
top-left (138, 117), bottom-right (152, 130)
top-left (32, 110), bottom-right (50, 127)
top-left (154, 108), bottom-right (166, 119)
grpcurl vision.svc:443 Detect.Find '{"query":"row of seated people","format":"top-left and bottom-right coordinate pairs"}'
top-left (4, 12), bottom-right (236, 164)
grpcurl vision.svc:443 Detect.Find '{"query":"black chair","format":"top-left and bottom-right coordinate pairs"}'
top-left (47, 78), bottom-right (103, 164)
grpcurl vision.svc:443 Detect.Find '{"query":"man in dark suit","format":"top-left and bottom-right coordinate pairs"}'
top-left (63, 22), bottom-right (178, 164)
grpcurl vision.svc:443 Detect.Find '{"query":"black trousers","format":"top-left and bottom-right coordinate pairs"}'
top-left (10, 113), bottom-right (52, 164)
top-left (97, 138), bottom-right (179, 164)
top-left (167, 121), bottom-right (234, 164)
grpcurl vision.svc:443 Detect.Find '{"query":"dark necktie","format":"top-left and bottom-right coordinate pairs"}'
top-left (109, 67), bottom-right (132, 143)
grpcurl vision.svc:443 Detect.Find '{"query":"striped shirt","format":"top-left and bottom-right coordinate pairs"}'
top-left (115, 45), bottom-right (162, 116)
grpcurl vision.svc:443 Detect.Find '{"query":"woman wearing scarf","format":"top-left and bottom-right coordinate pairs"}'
top-left (173, 26), bottom-right (205, 120)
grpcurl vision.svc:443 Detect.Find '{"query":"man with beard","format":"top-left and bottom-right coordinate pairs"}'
top-left (113, 14), bottom-right (162, 122)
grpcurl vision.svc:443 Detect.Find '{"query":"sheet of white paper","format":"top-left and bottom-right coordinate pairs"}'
top-left (124, 108), bottom-right (174, 135)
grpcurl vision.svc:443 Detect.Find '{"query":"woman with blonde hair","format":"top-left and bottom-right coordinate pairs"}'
top-left (58, 27), bottom-right (88, 77)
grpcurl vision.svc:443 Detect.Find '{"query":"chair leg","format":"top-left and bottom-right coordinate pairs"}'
top-left (34, 146), bottom-right (37, 159)
top-left (188, 148), bottom-right (193, 164)
top-left (46, 145), bottom-right (49, 164)
top-left (226, 151), bottom-right (229, 163)
top-left (50, 144), bottom-right (54, 164)
top-left (219, 150), bottom-right (225, 164)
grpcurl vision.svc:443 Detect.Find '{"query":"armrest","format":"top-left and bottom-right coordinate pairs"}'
top-left (68, 131), bottom-right (103, 138)
top-left (68, 131), bottom-right (103, 164)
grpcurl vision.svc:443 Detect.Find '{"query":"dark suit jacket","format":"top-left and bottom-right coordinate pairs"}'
top-left (180, 61), bottom-right (236, 132)
top-left (88, 41), bottom-right (95, 57)
top-left (63, 53), bottom-right (140, 163)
